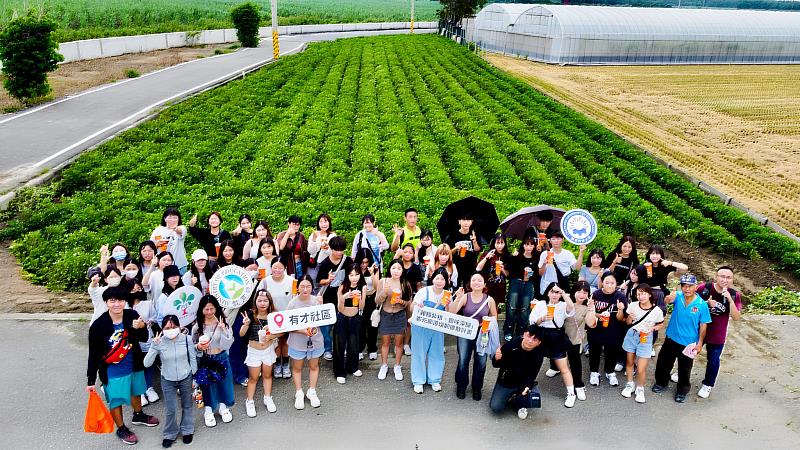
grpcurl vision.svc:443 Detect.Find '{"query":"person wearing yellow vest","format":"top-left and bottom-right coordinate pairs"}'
top-left (390, 208), bottom-right (422, 253)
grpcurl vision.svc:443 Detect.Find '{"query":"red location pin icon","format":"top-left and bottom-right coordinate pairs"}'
top-left (274, 313), bottom-right (284, 329)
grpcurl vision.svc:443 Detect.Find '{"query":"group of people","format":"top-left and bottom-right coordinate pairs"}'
top-left (86, 207), bottom-right (742, 446)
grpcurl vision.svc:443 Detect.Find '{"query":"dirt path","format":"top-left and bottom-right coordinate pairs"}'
top-left (0, 44), bottom-right (232, 112)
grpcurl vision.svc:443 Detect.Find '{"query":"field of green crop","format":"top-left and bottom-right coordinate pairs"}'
top-left (0, 0), bottom-right (440, 42)
top-left (2, 35), bottom-right (799, 291)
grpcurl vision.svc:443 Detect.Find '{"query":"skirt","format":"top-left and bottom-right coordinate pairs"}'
top-left (379, 310), bottom-right (407, 336)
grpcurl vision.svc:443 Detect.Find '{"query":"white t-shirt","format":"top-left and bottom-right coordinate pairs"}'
top-left (146, 270), bottom-right (165, 303)
top-left (529, 301), bottom-right (575, 328)
top-left (413, 286), bottom-right (446, 307)
top-left (626, 301), bottom-right (665, 333)
top-left (538, 249), bottom-right (576, 294)
top-left (150, 226), bottom-right (188, 270)
top-left (262, 276), bottom-right (295, 311)
top-left (181, 270), bottom-right (209, 294)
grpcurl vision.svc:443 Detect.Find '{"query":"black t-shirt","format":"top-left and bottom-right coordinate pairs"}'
top-left (603, 254), bottom-right (638, 284)
top-left (491, 336), bottom-right (545, 390)
top-left (509, 253), bottom-right (539, 280)
top-left (446, 230), bottom-right (481, 287)
top-left (403, 262), bottom-right (423, 293)
top-left (587, 289), bottom-right (628, 344)
top-left (639, 263), bottom-right (676, 290)
top-left (316, 256), bottom-right (354, 305)
top-left (478, 251), bottom-right (511, 284)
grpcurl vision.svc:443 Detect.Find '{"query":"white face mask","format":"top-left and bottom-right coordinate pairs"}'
top-left (163, 328), bottom-right (180, 340)
top-left (106, 277), bottom-right (121, 287)
top-left (125, 270), bottom-right (138, 279)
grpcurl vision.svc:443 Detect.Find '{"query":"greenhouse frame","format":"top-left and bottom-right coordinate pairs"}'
top-left (470, 4), bottom-right (800, 65)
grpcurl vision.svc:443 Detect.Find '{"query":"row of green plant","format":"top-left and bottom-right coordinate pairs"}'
top-left (746, 286), bottom-right (800, 316)
top-left (2, 35), bottom-right (798, 292)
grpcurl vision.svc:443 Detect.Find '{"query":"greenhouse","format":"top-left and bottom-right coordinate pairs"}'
top-left (470, 4), bottom-right (800, 65)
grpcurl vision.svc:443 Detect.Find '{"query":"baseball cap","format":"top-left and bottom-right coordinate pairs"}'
top-left (679, 274), bottom-right (698, 285)
top-left (191, 249), bottom-right (208, 261)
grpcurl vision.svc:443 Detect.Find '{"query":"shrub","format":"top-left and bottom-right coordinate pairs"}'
top-left (0, 13), bottom-right (64, 105)
top-left (124, 68), bottom-right (140, 78)
top-left (747, 286), bottom-right (800, 316)
top-left (231, 3), bottom-right (260, 48)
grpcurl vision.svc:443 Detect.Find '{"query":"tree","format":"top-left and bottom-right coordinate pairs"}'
top-left (231, 3), bottom-right (261, 48)
top-left (438, 0), bottom-right (486, 23)
top-left (0, 13), bottom-right (63, 105)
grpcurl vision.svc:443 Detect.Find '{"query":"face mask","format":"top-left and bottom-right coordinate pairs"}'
top-left (112, 252), bottom-right (127, 261)
top-left (163, 328), bottom-right (180, 340)
top-left (106, 277), bottom-right (121, 287)
top-left (125, 270), bottom-right (138, 279)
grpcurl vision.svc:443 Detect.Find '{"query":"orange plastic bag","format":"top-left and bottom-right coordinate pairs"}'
top-left (84, 390), bottom-right (114, 434)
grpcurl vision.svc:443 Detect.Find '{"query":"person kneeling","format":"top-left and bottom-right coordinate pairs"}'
top-left (488, 324), bottom-right (545, 419)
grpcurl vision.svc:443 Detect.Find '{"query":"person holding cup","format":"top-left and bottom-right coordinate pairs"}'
top-left (445, 213), bottom-right (482, 289)
top-left (505, 237), bottom-right (538, 341)
top-left (355, 249), bottom-right (381, 361)
top-left (192, 295), bottom-right (235, 427)
top-left (416, 229), bottom-right (436, 266)
top-left (255, 238), bottom-right (278, 275)
top-left (529, 282), bottom-right (578, 408)
top-left (286, 275), bottom-right (324, 410)
top-left (277, 215), bottom-right (309, 279)
top-left (475, 233), bottom-right (510, 319)
top-left (375, 259), bottom-right (413, 381)
top-left (187, 211), bottom-right (231, 262)
top-left (449, 273), bottom-right (498, 401)
top-left (260, 258), bottom-right (294, 379)
top-left (334, 264), bottom-right (368, 384)
top-left (242, 220), bottom-right (273, 261)
top-left (307, 213), bottom-right (337, 283)
top-left (488, 324), bottom-right (546, 420)
top-left (425, 243), bottom-right (458, 287)
top-left (603, 236), bottom-right (639, 285)
top-left (183, 249), bottom-right (217, 294)
top-left (619, 283), bottom-right (665, 404)
top-left (150, 207), bottom-right (188, 274)
top-left (239, 290), bottom-right (282, 417)
top-left (142, 251), bottom-right (174, 302)
top-left (538, 231), bottom-right (583, 297)
top-left (586, 272), bottom-right (627, 387)
top-left (410, 267), bottom-right (453, 394)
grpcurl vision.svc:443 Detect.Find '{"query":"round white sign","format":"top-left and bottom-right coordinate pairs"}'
top-left (209, 265), bottom-right (255, 309)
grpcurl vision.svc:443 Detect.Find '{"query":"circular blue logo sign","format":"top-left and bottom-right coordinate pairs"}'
top-left (560, 209), bottom-right (597, 245)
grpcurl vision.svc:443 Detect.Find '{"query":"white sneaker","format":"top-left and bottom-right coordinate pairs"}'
top-left (403, 345), bottom-right (412, 356)
top-left (576, 387), bottom-right (586, 401)
top-left (635, 386), bottom-right (646, 403)
top-left (294, 390), bottom-right (305, 410)
top-left (353, 370), bottom-right (363, 377)
top-left (245, 399), bottom-right (256, 418)
top-left (698, 384), bottom-right (713, 399)
top-left (394, 365), bottom-right (403, 381)
top-left (323, 352), bottom-right (333, 361)
top-left (431, 383), bottom-right (442, 392)
top-left (239, 379), bottom-right (248, 387)
top-left (413, 384), bottom-right (423, 394)
top-left (204, 408), bottom-right (216, 427)
top-left (589, 372), bottom-right (600, 386)
top-left (273, 365), bottom-right (282, 378)
top-left (545, 369), bottom-right (559, 378)
top-left (614, 363), bottom-right (624, 372)
top-left (651, 349), bottom-right (656, 357)
top-left (145, 387), bottom-right (160, 403)
top-left (607, 373), bottom-right (619, 387)
top-left (378, 365), bottom-right (388, 380)
top-left (263, 395), bottom-right (277, 413)
top-left (564, 393), bottom-right (576, 408)
top-left (282, 363), bottom-right (291, 378)
top-left (517, 407), bottom-right (528, 420)
top-left (671, 372), bottom-right (679, 383)
top-left (219, 405), bottom-right (232, 423)
top-left (621, 382), bottom-right (635, 398)
top-left (306, 389), bottom-right (320, 408)
top-left (140, 394), bottom-right (149, 407)
top-left (336, 377), bottom-right (346, 384)
top-left (369, 352), bottom-right (378, 360)
top-left (359, 352), bottom-right (364, 360)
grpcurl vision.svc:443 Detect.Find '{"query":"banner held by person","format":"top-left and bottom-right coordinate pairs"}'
top-left (162, 286), bottom-right (203, 327)
top-left (208, 265), bottom-right (254, 309)
top-left (267, 303), bottom-right (337, 333)
top-left (410, 306), bottom-right (479, 340)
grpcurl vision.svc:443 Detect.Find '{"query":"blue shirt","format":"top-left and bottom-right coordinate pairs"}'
top-left (666, 292), bottom-right (711, 346)
top-left (106, 322), bottom-right (135, 379)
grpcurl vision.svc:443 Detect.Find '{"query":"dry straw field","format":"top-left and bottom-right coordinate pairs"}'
top-left (487, 55), bottom-right (800, 236)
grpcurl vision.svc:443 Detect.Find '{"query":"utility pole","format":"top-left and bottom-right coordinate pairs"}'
top-left (271, 0), bottom-right (280, 59)
top-left (410, 0), bottom-right (415, 34)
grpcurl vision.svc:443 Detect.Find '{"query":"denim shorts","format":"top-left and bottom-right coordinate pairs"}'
top-left (288, 347), bottom-right (324, 361)
top-left (622, 328), bottom-right (653, 358)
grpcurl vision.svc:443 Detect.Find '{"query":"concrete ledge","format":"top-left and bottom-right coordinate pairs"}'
top-left (0, 313), bottom-right (91, 321)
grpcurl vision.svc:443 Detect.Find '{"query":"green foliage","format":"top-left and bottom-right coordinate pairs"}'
top-left (438, 0), bottom-right (485, 22)
top-left (230, 2), bottom-right (259, 48)
top-left (124, 68), bottom-right (140, 78)
top-left (0, 13), bottom-right (63, 105)
top-left (747, 286), bottom-right (800, 316)
top-left (3, 35), bottom-right (799, 292)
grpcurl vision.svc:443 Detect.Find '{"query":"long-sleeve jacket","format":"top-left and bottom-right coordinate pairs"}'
top-left (490, 337), bottom-right (544, 391)
top-left (144, 333), bottom-right (197, 382)
top-left (87, 309), bottom-right (149, 386)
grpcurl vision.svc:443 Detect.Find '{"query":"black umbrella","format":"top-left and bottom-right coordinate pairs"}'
top-left (436, 196), bottom-right (500, 245)
top-left (499, 205), bottom-right (566, 241)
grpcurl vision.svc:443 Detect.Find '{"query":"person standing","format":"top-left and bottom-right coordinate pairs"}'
top-left (334, 265), bottom-right (367, 384)
top-left (390, 208), bottom-right (422, 253)
top-left (286, 276), bottom-right (324, 410)
top-left (87, 286), bottom-right (159, 445)
top-left (586, 272), bottom-right (627, 387)
top-left (375, 259), bottom-right (413, 381)
top-left (695, 266), bottom-right (742, 399)
top-left (445, 214), bottom-right (482, 289)
top-left (239, 290), bottom-right (282, 417)
top-left (603, 236), bottom-right (639, 286)
top-left (475, 233), bottom-right (510, 321)
top-left (351, 214), bottom-right (390, 273)
top-left (187, 212), bottom-right (231, 261)
top-left (488, 324), bottom-right (546, 420)
top-left (261, 258), bottom-right (294, 379)
top-left (316, 236), bottom-right (353, 361)
top-left (504, 238), bottom-right (538, 341)
top-left (307, 213), bottom-right (336, 284)
top-left (409, 267), bottom-right (452, 394)
top-left (277, 215), bottom-right (309, 279)
top-left (620, 284), bottom-right (664, 404)
top-left (538, 232), bottom-right (583, 296)
top-left (192, 295), bottom-right (235, 427)
top-left (652, 274), bottom-right (711, 403)
top-left (144, 315), bottom-right (197, 447)
top-left (151, 208), bottom-right (188, 274)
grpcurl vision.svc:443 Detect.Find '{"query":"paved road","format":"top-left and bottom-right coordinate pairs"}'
top-left (1, 317), bottom-right (796, 450)
top-left (0, 29), bottom-right (434, 193)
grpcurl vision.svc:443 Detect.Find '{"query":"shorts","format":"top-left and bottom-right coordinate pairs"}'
top-left (622, 328), bottom-right (653, 358)
top-left (539, 328), bottom-right (568, 360)
top-left (104, 370), bottom-right (147, 409)
top-left (288, 347), bottom-right (324, 361)
top-left (245, 345), bottom-right (278, 368)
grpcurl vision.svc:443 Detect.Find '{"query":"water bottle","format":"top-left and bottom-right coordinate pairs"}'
top-left (480, 332), bottom-right (489, 349)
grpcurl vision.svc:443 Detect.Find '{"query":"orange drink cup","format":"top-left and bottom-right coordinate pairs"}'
top-left (538, 233), bottom-right (546, 250)
top-left (644, 262), bottom-right (653, 278)
top-left (601, 315), bottom-right (609, 327)
top-left (495, 260), bottom-right (502, 276)
top-left (423, 255), bottom-right (431, 266)
top-left (441, 290), bottom-right (452, 306)
top-left (352, 291), bottom-right (361, 307)
top-left (546, 251), bottom-right (554, 265)
top-left (459, 246), bottom-right (467, 257)
top-left (639, 331), bottom-right (648, 343)
top-left (215, 243), bottom-right (221, 257)
top-left (481, 316), bottom-right (491, 333)
top-left (291, 278), bottom-right (298, 295)
top-left (547, 305), bottom-right (555, 319)
top-left (390, 291), bottom-right (401, 305)
top-left (258, 268), bottom-right (266, 279)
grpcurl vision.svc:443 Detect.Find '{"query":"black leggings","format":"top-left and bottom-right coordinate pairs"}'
top-left (589, 340), bottom-right (618, 374)
top-left (359, 294), bottom-right (378, 354)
